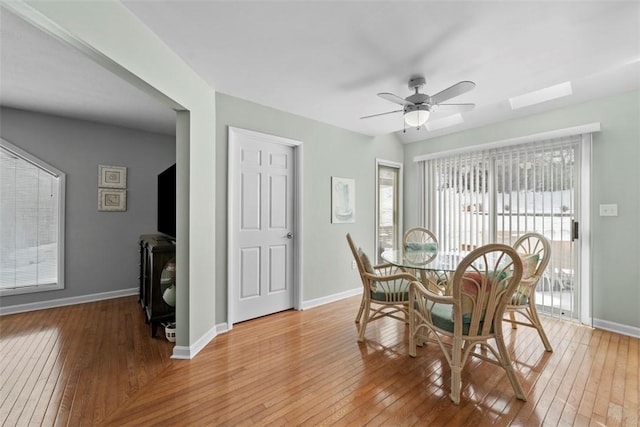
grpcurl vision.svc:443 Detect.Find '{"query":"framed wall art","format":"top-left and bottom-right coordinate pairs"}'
top-left (331, 176), bottom-right (355, 223)
top-left (98, 164), bottom-right (127, 188)
top-left (98, 188), bottom-right (127, 212)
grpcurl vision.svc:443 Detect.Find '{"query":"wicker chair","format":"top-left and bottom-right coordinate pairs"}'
top-left (403, 227), bottom-right (443, 293)
top-left (504, 232), bottom-right (553, 352)
top-left (403, 227), bottom-right (438, 260)
top-left (409, 243), bottom-right (526, 404)
top-left (346, 233), bottom-right (416, 342)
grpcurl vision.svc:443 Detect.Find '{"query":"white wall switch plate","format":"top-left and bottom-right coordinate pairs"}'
top-left (599, 204), bottom-right (618, 216)
top-left (351, 260), bottom-right (357, 269)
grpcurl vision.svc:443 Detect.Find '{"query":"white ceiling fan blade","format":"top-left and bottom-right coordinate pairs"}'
top-left (430, 81), bottom-right (476, 105)
top-left (378, 92), bottom-right (410, 106)
top-left (360, 109), bottom-right (403, 119)
top-left (432, 103), bottom-right (475, 112)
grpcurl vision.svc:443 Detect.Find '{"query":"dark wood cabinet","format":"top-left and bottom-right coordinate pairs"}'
top-left (138, 234), bottom-right (175, 337)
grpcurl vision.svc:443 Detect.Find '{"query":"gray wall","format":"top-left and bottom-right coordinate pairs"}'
top-left (0, 107), bottom-right (175, 307)
top-left (215, 93), bottom-right (405, 323)
top-left (403, 90), bottom-right (640, 331)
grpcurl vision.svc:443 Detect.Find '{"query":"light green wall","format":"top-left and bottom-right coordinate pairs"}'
top-left (403, 90), bottom-right (640, 330)
top-left (13, 1), bottom-right (217, 349)
top-left (215, 93), bottom-right (404, 323)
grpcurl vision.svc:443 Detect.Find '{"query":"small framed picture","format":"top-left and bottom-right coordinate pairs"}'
top-left (331, 176), bottom-right (355, 223)
top-left (98, 189), bottom-right (127, 212)
top-left (98, 165), bottom-right (127, 188)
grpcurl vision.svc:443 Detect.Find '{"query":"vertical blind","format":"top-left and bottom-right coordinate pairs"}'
top-left (419, 134), bottom-right (582, 320)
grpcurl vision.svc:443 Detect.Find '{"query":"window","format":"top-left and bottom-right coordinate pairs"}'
top-left (375, 160), bottom-right (402, 263)
top-left (0, 138), bottom-right (65, 296)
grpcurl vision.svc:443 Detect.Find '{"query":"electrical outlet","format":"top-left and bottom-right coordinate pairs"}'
top-left (351, 260), bottom-right (357, 270)
top-left (599, 204), bottom-right (618, 216)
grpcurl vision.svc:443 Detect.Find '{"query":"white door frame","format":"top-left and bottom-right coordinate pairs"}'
top-left (227, 127), bottom-right (303, 329)
top-left (578, 133), bottom-right (592, 326)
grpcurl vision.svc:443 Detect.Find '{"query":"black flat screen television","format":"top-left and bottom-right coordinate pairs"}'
top-left (157, 163), bottom-right (176, 239)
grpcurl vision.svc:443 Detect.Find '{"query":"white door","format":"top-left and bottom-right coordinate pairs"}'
top-left (229, 128), bottom-right (297, 323)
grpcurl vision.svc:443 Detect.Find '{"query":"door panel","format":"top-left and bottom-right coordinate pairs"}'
top-left (494, 144), bottom-right (579, 320)
top-left (240, 247), bottom-right (260, 298)
top-left (241, 172), bottom-right (261, 230)
top-left (269, 175), bottom-right (287, 228)
top-left (269, 245), bottom-right (287, 292)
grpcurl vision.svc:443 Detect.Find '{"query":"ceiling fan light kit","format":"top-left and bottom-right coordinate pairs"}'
top-left (362, 74), bottom-right (476, 132)
top-left (404, 104), bottom-right (430, 127)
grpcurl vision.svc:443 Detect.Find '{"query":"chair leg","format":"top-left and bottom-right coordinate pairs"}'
top-left (358, 301), bottom-right (370, 342)
top-left (449, 337), bottom-right (463, 405)
top-left (528, 301), bottom-right (553, 352)
top-left (495, 327), bottom-right (527, 401)
top-left (355, 296), bottom-right (365, 324)
top-left (509, 311), bottom-right (517, 329)
top-left (409, 309), bottom-right (417, 357)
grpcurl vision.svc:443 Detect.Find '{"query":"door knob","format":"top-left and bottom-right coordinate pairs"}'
top-left (286, 232), bottom-right (294, 239)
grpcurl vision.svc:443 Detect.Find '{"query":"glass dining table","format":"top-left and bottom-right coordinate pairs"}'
top-left (381, 248), bottom-right (469, 294)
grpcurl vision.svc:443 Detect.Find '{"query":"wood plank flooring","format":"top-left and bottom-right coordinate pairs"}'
top-left (1, 295), bottom-right (638, 426)
top-left (0, 298), bottom-right (172, 426)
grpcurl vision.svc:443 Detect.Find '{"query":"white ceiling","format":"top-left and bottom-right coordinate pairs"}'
top-left (2, 2), bottom-right (639, 143)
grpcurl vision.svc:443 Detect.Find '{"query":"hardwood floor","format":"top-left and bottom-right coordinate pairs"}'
top-left (0, 297), bottom-right (173, 426)
top-left (1, 295), bottom-right (638, 426)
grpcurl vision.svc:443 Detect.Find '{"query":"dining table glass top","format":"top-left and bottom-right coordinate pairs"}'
top-left (381, 248), bottom-right (469, 273)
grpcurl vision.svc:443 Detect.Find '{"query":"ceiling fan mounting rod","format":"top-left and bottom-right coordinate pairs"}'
top-left (408, 75), bottom-right (426, 90)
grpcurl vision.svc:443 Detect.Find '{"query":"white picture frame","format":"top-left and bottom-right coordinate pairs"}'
top-left (98, 164), bottom-right (127, 188)
top-left (98, 189), bottom-right (127, 212)
top-left (331, 176), bottom-right (355, 223)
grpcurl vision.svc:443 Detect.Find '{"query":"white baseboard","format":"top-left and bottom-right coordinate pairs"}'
top-left (593, 318), bottom-right (640, 339)
top-left (0, 288), bottom-right (138, 316)
top-left (216, 322), bottom-right (230, 334)
top-left (170, 346), bottom-right (191, 360)
top-left (301, 287), bottom-right (362, 310)
top-left (171, 323), bottom-right (218, 360)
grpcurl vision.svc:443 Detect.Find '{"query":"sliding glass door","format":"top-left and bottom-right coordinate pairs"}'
top-left (421, 136), bottom-right (584, 321)
top-left (493, 140), bottom-right (581, 320)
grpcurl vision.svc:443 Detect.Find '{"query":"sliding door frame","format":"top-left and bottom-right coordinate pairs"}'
top-left (414, 124), bottom-right (598, 326)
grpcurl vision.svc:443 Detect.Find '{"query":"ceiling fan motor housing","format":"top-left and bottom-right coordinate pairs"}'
top-left (404, 104), bottom-right (431, 114)
top-left (406, 75), bottom-right (430, 104)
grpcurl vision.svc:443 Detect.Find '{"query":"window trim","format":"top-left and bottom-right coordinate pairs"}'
top-left (0, 138), bottom-right (66, 296)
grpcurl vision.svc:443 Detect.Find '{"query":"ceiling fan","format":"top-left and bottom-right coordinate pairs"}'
top-left (361, 75), bottom-right (476, 130)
